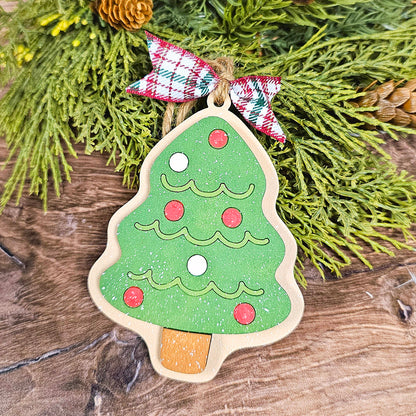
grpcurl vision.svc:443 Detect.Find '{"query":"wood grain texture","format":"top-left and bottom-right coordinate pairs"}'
top-left (1, 136), bottom-right (415, 416)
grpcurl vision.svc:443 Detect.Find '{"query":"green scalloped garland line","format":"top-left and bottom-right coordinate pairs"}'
top-left (127, 269), bottom-right (264, 299)
top-left (134, 220), bottom-right (270, 248)
top-left (161, 174), bottom-right (255, 200)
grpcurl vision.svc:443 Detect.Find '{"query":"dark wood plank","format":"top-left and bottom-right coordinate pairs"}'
top-left (1, 135), bottom-right (415, 415)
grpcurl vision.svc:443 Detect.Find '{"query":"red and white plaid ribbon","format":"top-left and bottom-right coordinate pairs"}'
top-left (127, 32), bottom-right (286, 142)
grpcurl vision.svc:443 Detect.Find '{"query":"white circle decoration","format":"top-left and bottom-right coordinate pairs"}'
top-left (187, 255), bottom-right (208, 276)
top-left (169, 152), bottom-right (189, 172)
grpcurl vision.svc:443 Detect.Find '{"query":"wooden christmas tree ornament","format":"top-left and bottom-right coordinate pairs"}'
top-left (88, 33), bottom-right (304, 382)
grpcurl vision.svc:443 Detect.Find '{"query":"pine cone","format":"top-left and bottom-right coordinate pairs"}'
top-left (352, 79), bottom-right (416, 128)
top-left (92, 0), bottom-right (153, 31)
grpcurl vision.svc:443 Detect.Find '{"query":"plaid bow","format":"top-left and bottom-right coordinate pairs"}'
top-left (127, 32), bottom-right (286, 142)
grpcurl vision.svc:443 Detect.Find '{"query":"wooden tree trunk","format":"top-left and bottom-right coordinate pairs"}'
top-left (160, 328), bottom-right (211, 374)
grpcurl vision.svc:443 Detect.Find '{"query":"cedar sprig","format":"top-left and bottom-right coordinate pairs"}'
top-left (258, 26), bottom-right (416, 282)
top-left (235, 1), bottom-right (415, 54)
top-left (205, 0), bottom-right (374, 48)
top-left (0, 3), bottom-right (157, 206)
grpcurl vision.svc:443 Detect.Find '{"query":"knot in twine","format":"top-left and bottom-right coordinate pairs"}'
top-left (162, 57), bottom-right (234, 137)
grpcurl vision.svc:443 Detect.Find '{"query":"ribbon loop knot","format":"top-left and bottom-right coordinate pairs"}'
top-left (127, 32), bottom-right (286, 142)
top-left (206, 57), bottom-right (234, 106)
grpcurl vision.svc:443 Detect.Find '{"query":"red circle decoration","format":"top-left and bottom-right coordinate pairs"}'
top-left (234, 303), bottom-right (255, 325)
top-left (164, 200), bottom-right (184, 221)
top-left (208, 129), bottom-right (228, 149)
top-left (124, 286), bottom-right (144, 308)
top-left (222, 207), bottom-right (242, 228)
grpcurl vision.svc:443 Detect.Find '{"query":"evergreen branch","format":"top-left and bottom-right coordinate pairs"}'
top-left (204, 0), bottom-right (377, 49)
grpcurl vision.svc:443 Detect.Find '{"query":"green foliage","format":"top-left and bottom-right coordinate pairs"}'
top-left (1, 0), bottom-right (416, 284)
top-left (153, 0), bottom-right (414, 53)
top-left (325, 0), bottom-right (415, 35)
top-left (207, 0), bottom-right (292, 47)
top-left (151, 0), bottom-right (220, 36)
top-left (268, 0), bottom-right (415, 53)
top-left (0, 2), bottom-right (159, 206)
top-left (245, 26), bottom-right (416, 283)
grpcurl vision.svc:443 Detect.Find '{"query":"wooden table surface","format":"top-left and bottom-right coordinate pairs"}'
top-left (1, 133), bottom-right (416, 415)
top-left (0, 1), bottom-right (415, 409)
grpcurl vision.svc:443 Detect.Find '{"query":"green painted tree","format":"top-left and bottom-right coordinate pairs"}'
top-left (100, 116), bottom-right (293, 334)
